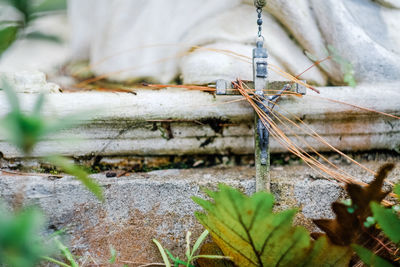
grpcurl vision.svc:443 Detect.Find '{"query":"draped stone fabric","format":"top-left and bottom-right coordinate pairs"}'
top-left (68, 0), bottom-right (400, 85)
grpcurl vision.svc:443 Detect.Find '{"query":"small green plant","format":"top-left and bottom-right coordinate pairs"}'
top-left (108, 245), bottom-right (117, 264)
top-left (42, 237), bottom-right (79, 267)
top-left (153, 230), bottom-right (229, 267)
top-left (0, 78), bottom-right (103, 201)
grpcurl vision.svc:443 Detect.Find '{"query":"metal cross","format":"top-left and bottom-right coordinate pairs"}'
top-left (210, 1), bottom-right (307, 191)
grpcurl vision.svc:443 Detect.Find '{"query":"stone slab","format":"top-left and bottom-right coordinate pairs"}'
top-left (0, 83), bottom-right (399, 159)
top-left (0, 161), bottom-right (399, 263)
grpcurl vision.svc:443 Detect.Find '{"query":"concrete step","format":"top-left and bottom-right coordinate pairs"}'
top-left (0, 161), bottom-right (398, 263)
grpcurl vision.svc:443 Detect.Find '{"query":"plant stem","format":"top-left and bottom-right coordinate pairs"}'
top-left (41, 256), bottom-right (71, 267)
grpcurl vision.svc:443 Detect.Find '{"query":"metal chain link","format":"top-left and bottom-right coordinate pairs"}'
top-left (254, 0), bottom-right (266, 39)
top-left (256, 8), bottom-right (263, 38)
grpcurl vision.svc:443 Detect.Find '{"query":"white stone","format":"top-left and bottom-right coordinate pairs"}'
top-left (181, 4), bottom-right (326, 85)
top-left (1, 71), bottom-right (61, 93)
top-left (258, 0), bottom-right (342, 83)
top-left (375, 0), bottom-right (400, 9)
top-left (0, 83), bottom-right (399, 158)
top-left (68, 0), bottom-right (326, 85)
top-left (0, 15), bottom-right (69, 74)
top-left (310, 0), bottom-right (400, 83)
top-left (74, 0), bottom-right (242, 83)
top-left (67, 0), bottom-right (400, 86)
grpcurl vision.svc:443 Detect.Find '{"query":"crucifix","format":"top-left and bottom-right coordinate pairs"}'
top-left (211, 0), bottom-right (306, 192)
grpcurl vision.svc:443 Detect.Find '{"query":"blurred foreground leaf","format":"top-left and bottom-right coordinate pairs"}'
top-left (31, 0), bottom-right (66, 14)
top-left (0, 78), bottom-right (103, 201)
top-left (0, 78), bottom-right (84, 154)
top-left (46, 156), bottom-right (104, 202)
top-left (193, 185), bottom-right (352, 267)
top-left (25, 31), bottom-right (62, 43)
top-left (327, 45), bottom-right (357, 88)
top-left (0, 206), bottom-right (46, 267)
top-left (370, 202), bottom-right (400, 244)
top-left (352, 245), bottom-right (394, 267)
top-left (0, 25), bottom-right (18, 56)
top-left (394, 184), bottom-right (400, 200)
top-left (313, 163), bottom-right (394, 246)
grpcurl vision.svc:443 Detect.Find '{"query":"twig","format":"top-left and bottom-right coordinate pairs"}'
top-left (0, 169), bottom-right (63, 178)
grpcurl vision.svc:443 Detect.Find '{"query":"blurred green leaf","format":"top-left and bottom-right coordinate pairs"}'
top-left (352, 244), bottom-right (394, 267)
top-left (54, 237), bottom-right (78, 267)
top-left (394, 184), bottom-right (400, 199)
top-left (327, 45), bottom-right (357, 88)
top-left (32, 92), bottom-right (45, 116)
top-left (3, 0), bottom-right (31, 21)
top-left (0, 206), bottom-right (46, 267)
top-left (31, 0), bottom-right (66, 14)
top-left (0, 78), bottom-right (84, 153)
top-left (0, 25), bottom-right (18, 56)
top-left (46, 156), bottom-right (104, 202)
top-left (0, 79), bottom-right (46, 153)
top-left (370, 202), bottom-right (400, 244)
top-left (0, 77), bottom-right (20, 111)
top-left (25, 31), bottom-right (62, 43)
top-left (41, 256), bottom-right (71, 267)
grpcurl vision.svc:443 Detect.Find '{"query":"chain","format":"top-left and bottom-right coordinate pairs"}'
top-left (254, 0), bottom-right (266, 39)
top-left (256, 8), bottom-right (263, 38)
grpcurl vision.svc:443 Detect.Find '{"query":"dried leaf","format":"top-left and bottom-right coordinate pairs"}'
top-left (314, 163), bottom-right (394, 246)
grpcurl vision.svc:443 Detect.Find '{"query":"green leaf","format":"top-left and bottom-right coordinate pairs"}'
top-left (191, 230), bottom-right (209, 258)
top-left (0, 78), bottom-right (84, 154)
top-left (0, 25), bottom-right (18, 56)
top-left (0, 76), bottom-right (20, 110)
top-left (394, 184), bottom-right (400, 199)
top-left (193, 184), bottom-right (352, 267)
top-left (370, 202), bottom-right (400, 244)
top-left (165, 249), bottom-right (194, 267)
top-left (54, 237), bottom-right (78, 267)
top-left (352, 244), bottom-right (394, 267)
top-left (153, 239), bottom-right (171, 267)
top-left (46, 156), bottom-right (104, 202)
top-left (0, 206), bottom-right (46, 267)
top-left (31, 0), bottom-right (66, 14)
top-left (109, 245), bottom-right (116, 263)
top-left (33, 93), bottom-right (45, 116)
top-left (41, 256), bottom-right (71, 267)
top-left (25, 31), bottom-right (62, 43)
top-left (327, 45), bottom-right (357, 88)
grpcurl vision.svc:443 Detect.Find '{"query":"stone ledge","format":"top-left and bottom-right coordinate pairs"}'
top-left (0, 83), bottom-right (399, 158)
